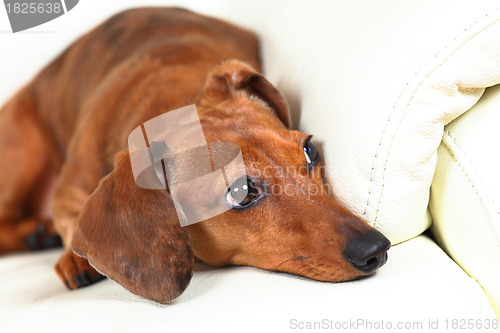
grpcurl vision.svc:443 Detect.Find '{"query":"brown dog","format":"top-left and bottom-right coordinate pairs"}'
top-left (0, 7), bottom-right (390, 303)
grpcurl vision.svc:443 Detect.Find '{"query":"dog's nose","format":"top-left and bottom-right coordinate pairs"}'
top-left (344, 229), bottom-right (391, 274)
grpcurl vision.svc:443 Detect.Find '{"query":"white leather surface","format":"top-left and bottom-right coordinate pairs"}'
top-left (430, 84), bottom-right (500, 317)
top-left (241, 0), bottom-right (500, 245)
top-left (0, 236), bottom-right (497, 333)
top-left (1, 0), bottom-right (499, 328)
top-left (3, 0), bottom-right (500, 244)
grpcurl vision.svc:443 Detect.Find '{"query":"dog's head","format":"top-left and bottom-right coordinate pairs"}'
top-left (72, 60), bottom-right (390, 304)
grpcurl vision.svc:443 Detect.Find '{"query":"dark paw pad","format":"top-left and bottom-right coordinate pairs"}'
top-left (65, 280), bottom-right (72, 290)
top-left (72, 271), bottom-right (105, 289)
top-left (24, 223), bottom-right (62, 251)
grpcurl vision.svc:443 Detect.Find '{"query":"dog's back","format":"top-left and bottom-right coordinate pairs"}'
top-left (29, 7), bottom-right (260, 160)
top-left (0, 8), bottom-right (390, 304)
top-left (0, 6), bottom-right (260, 255)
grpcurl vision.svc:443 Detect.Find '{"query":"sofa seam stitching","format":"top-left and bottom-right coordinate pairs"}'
top-left (362, 7), bottom-right (500, 226)
top-left (442, 130), bottom-right (500, 217)
top-left (439, 132), bottom-right (500, 306)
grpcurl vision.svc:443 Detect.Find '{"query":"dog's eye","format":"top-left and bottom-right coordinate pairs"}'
top-left (226, 176), bottom-right (260, 209)
top-left (303, 137), bottom-right (319, 168)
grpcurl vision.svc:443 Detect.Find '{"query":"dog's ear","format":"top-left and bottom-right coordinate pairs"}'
top-left (71, 151), bottom-right (194, 303)
top-left (198, 60), bottom-right (292, 129)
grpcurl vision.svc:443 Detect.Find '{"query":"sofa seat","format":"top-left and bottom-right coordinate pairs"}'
top-left (0, 236), bottom-right (497, 332)
top-left (1, 0), bottom-right (500, 330)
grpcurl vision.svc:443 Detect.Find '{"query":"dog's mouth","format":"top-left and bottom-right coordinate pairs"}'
top-left (268, 241), bottom-right (389, 283)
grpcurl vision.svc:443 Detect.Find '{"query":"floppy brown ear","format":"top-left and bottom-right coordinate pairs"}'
top-left (71, 151), bottom-right (194, 303)
top-left (198, 60), bottom-right (292, 129)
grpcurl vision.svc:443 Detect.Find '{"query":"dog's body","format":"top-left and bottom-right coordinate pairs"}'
top-left (0, 7), bottom-right (390, 303)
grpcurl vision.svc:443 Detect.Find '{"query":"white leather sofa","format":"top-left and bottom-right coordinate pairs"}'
top-left (0, 0), bottom-right (499, 332)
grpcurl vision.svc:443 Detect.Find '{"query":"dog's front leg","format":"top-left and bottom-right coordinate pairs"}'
top-left (52, 139), bottom-right (108, 290)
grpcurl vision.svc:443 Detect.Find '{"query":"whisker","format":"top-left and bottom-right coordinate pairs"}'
top-left (271, 256), bottom-right (311, 272)
top-left (304, 263), bottom-right (323, 275)
top-left (296, 263), bottom-right (310, 274)
top-left (260, 256), bottom-right (312, 287)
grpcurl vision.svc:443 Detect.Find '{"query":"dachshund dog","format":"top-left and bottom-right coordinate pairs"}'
top-left (0, 7), bottom-right (390, 303)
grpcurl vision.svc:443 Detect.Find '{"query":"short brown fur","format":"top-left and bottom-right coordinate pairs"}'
top-left (0, 7), bottom-right (388, 303)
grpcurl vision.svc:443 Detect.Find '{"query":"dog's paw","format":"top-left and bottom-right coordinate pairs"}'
top-left (24, 222), bottom-right (62, 251)
top-left (55, 249), bottom-right (105, 290)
